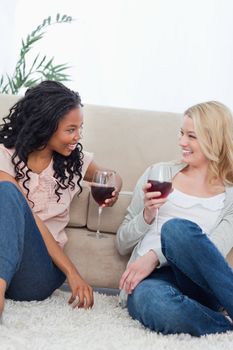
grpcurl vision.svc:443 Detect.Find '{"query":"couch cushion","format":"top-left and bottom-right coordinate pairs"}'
top-left (87, 191), bottom-right (132, 234)
top-left (0, 94), bottom-right (21, 123)
top-left (64, 227), bottom-right (129, 288)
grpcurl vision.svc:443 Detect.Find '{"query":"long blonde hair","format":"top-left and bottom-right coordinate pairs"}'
top-left (185, 101), bottom-right (233, 185)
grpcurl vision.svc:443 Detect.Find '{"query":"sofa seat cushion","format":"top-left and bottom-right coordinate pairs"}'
top-left (64, 227), bottom-right (129, 288)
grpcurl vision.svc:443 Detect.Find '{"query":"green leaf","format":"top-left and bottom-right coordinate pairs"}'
top-left (26, 33), bottom-right (44, 46)
top-left (24, 78), bottom-right (40, 88)
top-left (44, 57), bottom-right (54, 70)
top-left (36, 55), bottom-right (47, 69)
top-left (0, 75), bottom-right (4, 85)
top-left (43, 16), bottom-right (51, 27)
top-left (52, 64), bottom-right (71, 72)
top-left (2, 84), bottom-right (10, 94)
top-left (6, 74), bottom-right (16, 94)
top-left (30, 53), bottom-right (40, 70)
top-left (66, 16), bottom-right (73, 22)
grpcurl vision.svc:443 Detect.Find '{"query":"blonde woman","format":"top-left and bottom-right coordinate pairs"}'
top-left (116, 101), bottom-right (233, 336)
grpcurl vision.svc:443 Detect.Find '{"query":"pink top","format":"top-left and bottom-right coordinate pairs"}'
top-left (0, 144), bottom-right (93, 248)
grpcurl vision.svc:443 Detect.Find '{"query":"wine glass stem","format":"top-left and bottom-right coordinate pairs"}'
top-left (155, 208), bottom-right (159, 233)
top-left (96, 206), bottom-right (103, 238)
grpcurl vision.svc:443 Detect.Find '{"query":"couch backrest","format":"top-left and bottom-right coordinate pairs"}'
top-left (82, 105), bottom-right (182, 190)
top-left (0, 93), bottom-right (20, 119)
top-left (0, 94), bottom-right (183, 191)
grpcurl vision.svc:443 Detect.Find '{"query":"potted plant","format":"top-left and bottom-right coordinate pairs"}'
top-left (0, 13), bottom-right (74, 94)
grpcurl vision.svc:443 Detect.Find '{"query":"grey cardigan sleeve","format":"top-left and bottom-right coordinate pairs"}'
top-left (116, 168), bottom-right (152, 256)
top-left (116, 165), bottom-right (168, 266)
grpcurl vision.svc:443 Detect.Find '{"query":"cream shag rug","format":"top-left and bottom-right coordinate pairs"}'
top-left (0, 290), bottom-right (233, 350)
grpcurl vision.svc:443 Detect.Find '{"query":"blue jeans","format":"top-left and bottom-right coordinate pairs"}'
top-left (127, 218), bottom-right (233, 336)
top-left (0, 181), bottom-right (66, 301)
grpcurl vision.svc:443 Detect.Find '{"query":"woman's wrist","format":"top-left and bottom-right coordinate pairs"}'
top-left (143, 208), bottom-right (156, 225)
top-left (148, 250), bottom-right (159, 268)
top-left (66, 265), bottom-right (79, 279)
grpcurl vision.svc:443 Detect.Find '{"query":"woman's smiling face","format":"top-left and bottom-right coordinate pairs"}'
top-left (179, 115), bottom-right (208, 168)
top-left (46, 107), bottom-right (83, 156)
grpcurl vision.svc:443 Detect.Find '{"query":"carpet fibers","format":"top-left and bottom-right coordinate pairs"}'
top-left (0, 290), bottom-right (233, 350)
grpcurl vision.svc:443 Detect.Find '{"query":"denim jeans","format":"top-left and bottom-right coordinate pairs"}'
top-left (127, 218), bottom-right (233, 336)
top-left (0, 181), bottom-right (66, 301)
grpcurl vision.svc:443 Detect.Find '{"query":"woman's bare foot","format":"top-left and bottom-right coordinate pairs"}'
top-left (0, 278), bottom-right (7, 321)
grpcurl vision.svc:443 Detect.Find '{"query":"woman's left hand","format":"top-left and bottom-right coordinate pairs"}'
top-left (103, 170), bottom-right (122, 207)
top-left (119, 251), bottom-right (159, 294)
top-left (85, 161), bottom-right (122, 208)
top-left (67, 270), bottom-right (94, 309)
top-left (102, 189), bottom-right (119, 207)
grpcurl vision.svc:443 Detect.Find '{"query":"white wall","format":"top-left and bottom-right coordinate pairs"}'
top-left (2, 0), bottom-right (233, 112)
top-left (0, 0), bottom-right (17, 75)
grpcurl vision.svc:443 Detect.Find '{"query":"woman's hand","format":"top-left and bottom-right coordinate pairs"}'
top-left (67, 270), bottom-right (94, 309)
top-left (143, 183), bottom-right (168, 224)
top-left (102, 189), bottom-right (119, 207)
top-left (103, 171), bottom-right (122, 207)
top-left (84, 161), bottom-right (122, 208)
top-left (119, 251), bottom-right (159, 294)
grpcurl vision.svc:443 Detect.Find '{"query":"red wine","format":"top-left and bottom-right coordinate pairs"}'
top-left (91, 185), bottom-right (115, 205)
top-left (147, 180), bottom-right (172, 198)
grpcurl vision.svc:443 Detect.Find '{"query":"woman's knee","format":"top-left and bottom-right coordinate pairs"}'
top-left (0, 181), bottom-right (22, 200)
top-left (0, 181), bottom-right (27, 209)
top-left (160, 218), bottom-right (204, 264)
top-left (161, 218), bottom-right (202, 249)
top-left (6, 270), bottom-right (66, 302)
top-left (0, 181), bottom-right (18, 192)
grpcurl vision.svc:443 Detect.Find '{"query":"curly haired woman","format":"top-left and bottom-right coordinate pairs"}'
top-left (0, 81), bottom-right (122, 320)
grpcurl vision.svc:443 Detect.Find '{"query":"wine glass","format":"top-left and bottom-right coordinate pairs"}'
top-left (147, 164), bottom-right (172, 233)
top-left (88, 170), bottom-right (116, 239)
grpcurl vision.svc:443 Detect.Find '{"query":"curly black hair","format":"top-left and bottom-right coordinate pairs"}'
top-left (0, 80), bottom-right (84, 202)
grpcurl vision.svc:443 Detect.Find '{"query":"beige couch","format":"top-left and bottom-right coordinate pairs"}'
top-left (0, 93), bottom-right (233, 289)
